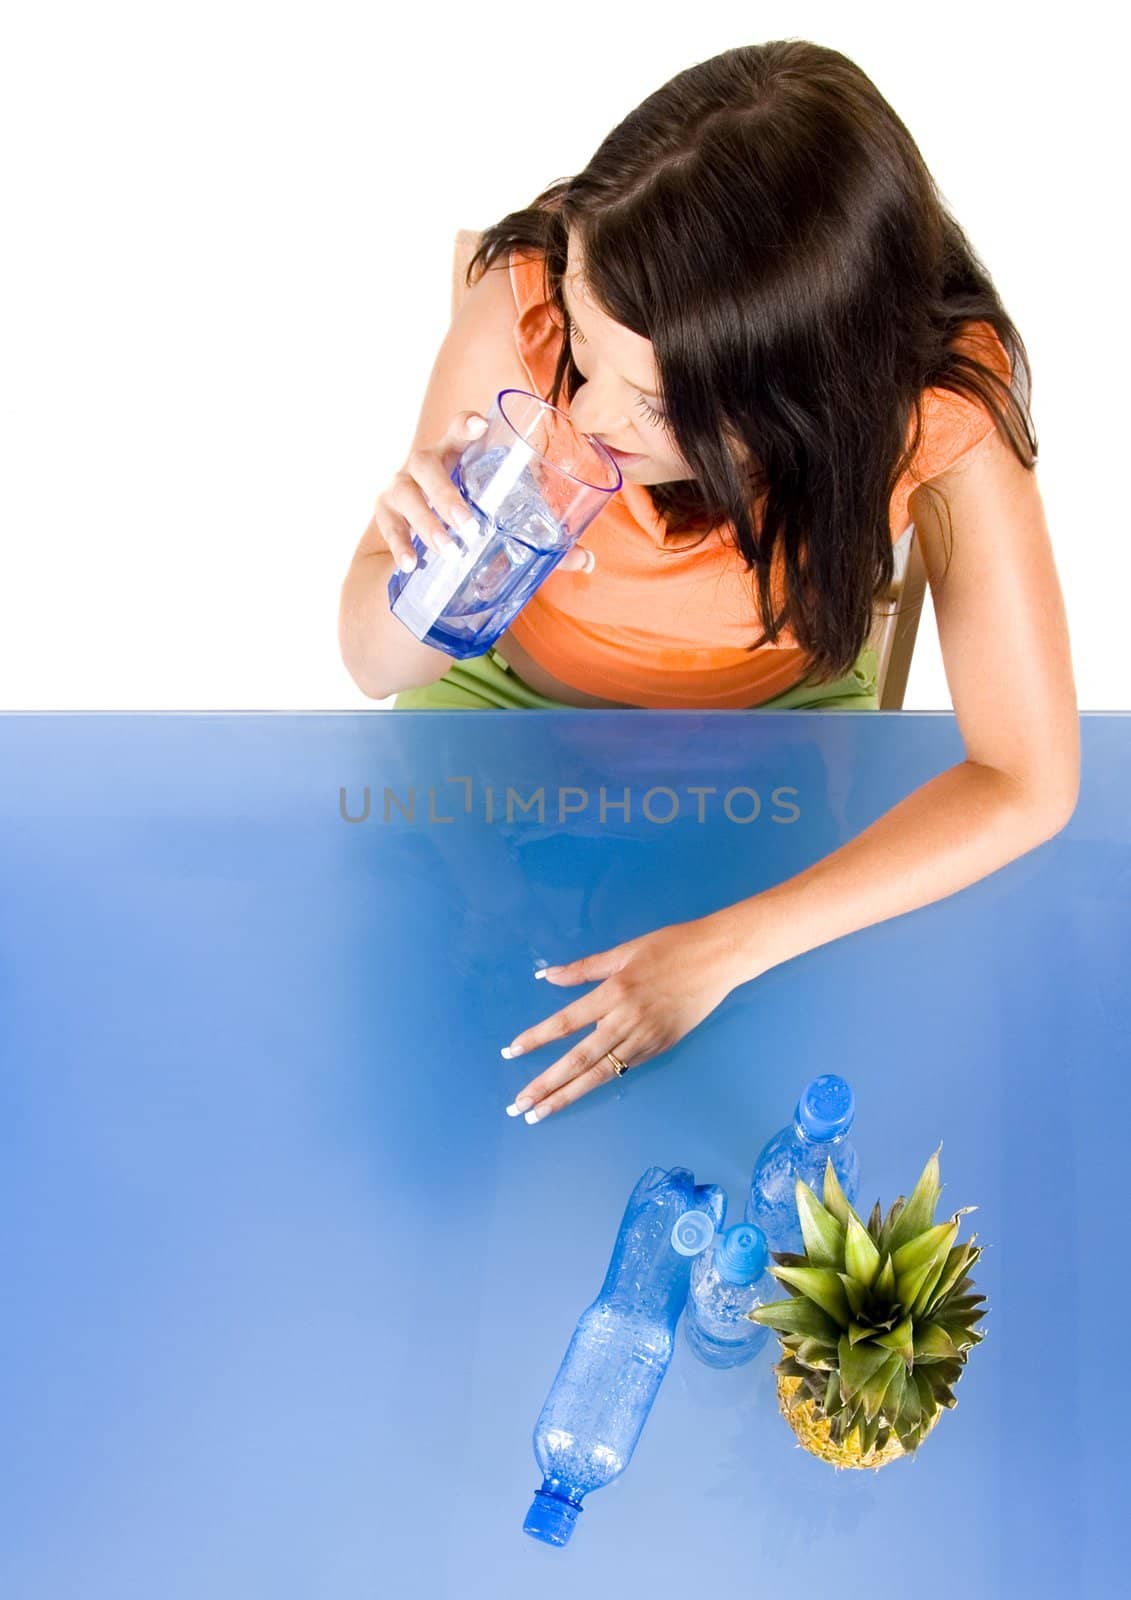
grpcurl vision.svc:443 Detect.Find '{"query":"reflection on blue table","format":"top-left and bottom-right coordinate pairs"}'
top-left (0, 711), bottom-right (1123, 1599)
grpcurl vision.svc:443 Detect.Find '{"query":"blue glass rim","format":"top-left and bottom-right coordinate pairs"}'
top-left (495, 388), bottom-right (624, 495)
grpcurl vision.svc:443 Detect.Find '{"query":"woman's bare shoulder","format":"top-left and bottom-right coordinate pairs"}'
top-left (404, 251), bottom-right (530, 454)
top-left (455, 250), bottom-right (522, 328)
top-left (447, 251), bottom-right (531, 388)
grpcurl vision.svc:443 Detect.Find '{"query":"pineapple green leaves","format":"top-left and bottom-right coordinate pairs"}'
top-left (844, 1213), bottom-right (881, 1288)
top-left (748, 1146), bottom-right (988, 1457)
top-left (795, 1180), bottom-right (845, 1266)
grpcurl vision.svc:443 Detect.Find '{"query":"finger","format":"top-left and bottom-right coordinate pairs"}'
top-left (381, 412), bottom-right (487, 571)
top-left (521, 1036), bottom-right (641, 1123)
top-left (509, 1028), bottom-right (630, 1121)
top-left (501, 988), bottom-right (607, 1060)
top-left (560, 546), bottom-right (596, 574)
top-left (399, 453), bottom-right (480, 553)
top-left (535, 945), bottom-right (629, 986)
top-left (376, 480), bottom-right (450, 563)
top-left (376, 510), bottom-right (422, 573)
top-left (429, 411), bottom-right (489, 487)
top-left (442, 410), bottom-right (488, 452)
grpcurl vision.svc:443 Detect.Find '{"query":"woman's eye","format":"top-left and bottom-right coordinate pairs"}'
top-left (565, 312), bottom-right (668, 428)
top-left (634, 394), bottom-right (668, 428)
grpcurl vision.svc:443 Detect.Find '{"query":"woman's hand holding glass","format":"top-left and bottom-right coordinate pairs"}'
top-left (371, 410), bottom-right (595, 576)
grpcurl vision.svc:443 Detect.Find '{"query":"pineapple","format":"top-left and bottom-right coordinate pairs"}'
top-left (747, 1143), bottom-right (987, 1470)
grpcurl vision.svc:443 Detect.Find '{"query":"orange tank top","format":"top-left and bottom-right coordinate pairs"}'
top-left (502, 248), bottom-right (1013, 709)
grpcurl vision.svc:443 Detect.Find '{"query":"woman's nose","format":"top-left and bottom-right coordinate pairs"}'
top-left (567, 382), bottom-right (630, 437)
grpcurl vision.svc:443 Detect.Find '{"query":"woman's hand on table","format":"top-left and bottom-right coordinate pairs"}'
top-left (500, 913), bottom-right (757, 1123)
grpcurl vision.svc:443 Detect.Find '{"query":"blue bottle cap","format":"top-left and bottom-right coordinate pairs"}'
top-left (524, 1489), bottom-right (582, 1546)
top-left (796, 1074), bottom-right (855, 1141)
top-left (715, 1223), bottom-right (769, 1286)
top-left (670, 1209), bottom-right (717, 1256)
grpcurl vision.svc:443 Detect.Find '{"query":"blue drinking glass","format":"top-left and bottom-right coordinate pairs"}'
top-left (387, 388), bottom-right (622, 659)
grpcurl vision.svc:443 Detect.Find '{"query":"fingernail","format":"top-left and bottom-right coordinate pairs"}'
top-left (524, 1107), bottom-right (542, 1124)
top-left (505, 1102), bottom-right (522, 1117)
top-left (457, 514), bottom-right (480, 538)
top-left (582, 549), bottom-right (596, 572)
top-left (534, 969), bottom-right (549, 980)
top-left (501, 1044), bottom-right (523, 1058)
top-left (398, 553), bottom-right (417, 572)
top-left (467, 416), bottom-right (487, 436)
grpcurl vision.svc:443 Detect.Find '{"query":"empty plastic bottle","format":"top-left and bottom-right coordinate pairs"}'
top-left (683, 1223), bottom-right (773, 1369)
top-left (523, 1167), bottom-right (726, 1547)
top-left (744, 1075), bottom-right (860, 1256)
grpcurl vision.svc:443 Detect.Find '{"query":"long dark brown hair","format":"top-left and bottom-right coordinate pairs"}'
top-left (464, 39), bottom-right (1037, 683)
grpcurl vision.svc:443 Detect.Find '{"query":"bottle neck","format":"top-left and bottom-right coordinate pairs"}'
top-left (539, 1476), bottom-right (584, 1508)
top-left (792, 1117), bottom-right (851, 1149)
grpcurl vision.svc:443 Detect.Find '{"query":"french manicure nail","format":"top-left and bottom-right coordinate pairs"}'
top-left (524, 1107), bottom-right (541, 1124)
top-left (501, 1044), bottom-right (523, 1058)
top-left (505, 1102), bottom-right (522, 1117)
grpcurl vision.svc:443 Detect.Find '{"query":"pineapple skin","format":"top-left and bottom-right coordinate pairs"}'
top-left (776, 1371), bottom-right (942, 1471)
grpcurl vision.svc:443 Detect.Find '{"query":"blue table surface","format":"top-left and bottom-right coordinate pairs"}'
top-left (0, 710), bottom-right (1127, 1600)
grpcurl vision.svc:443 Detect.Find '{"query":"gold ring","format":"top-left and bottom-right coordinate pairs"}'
top-left (606, 1050), bottom-right (629, 1077)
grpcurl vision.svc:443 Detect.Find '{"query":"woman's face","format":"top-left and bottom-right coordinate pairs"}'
top-left (560, 234), bottom-right (695, 485)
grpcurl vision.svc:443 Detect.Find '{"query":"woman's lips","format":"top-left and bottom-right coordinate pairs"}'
top-left (602, 443), bottom-right (643, 462)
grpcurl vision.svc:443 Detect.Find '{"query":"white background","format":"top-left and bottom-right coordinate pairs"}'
top-left (1, 0), bottom-right (1125, 710)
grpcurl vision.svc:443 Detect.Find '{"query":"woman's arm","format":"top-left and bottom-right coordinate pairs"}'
top-left (714, 428), bottom-right (1081, 980)
top-left (499, 428), bottom-right (1081, 1124)
top-left (338, 260), bottom-right (525, 700)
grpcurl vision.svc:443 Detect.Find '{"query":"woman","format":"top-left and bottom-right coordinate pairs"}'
top-left (338, 41), bottom-right (1078, 1121)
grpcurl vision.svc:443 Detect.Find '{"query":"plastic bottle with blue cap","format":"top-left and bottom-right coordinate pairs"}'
top-left (523, 1167), bottom-right (725, 1548)
top-left (683, 1223), bottom-right (774, 1369)
top-left (744, 1074), bottom-right (861, 1256)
